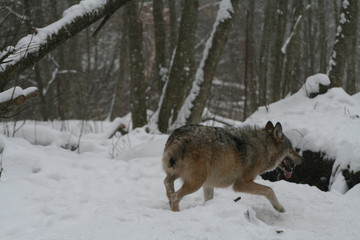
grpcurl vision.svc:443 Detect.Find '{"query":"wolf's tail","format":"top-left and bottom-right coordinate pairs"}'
top-left (162, 140), bottom-right (185, 172)
top-left (168, 156), bottom-right (177, 168)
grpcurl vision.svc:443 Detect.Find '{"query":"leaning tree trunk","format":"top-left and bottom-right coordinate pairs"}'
top-left (0, 0), bottom-right (132, 91)
top-left (174, 0), bottom-right (239, 126)
top-left (125, 0), bottom-right (147, 129)
top-left (157, 0), bottom-right (198, 133)
top-left (327, 0), bottom-right (358, 88)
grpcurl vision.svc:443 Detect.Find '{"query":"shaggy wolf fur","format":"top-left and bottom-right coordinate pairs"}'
top-left (162, 121), bottom-right (302, 212)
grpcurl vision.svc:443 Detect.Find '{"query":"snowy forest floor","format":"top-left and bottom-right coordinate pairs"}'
top-left (0, 126), bottom-right (360, 240)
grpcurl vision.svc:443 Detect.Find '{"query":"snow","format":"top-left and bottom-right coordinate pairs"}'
top-left (1, 121), bottom-right (360, 240)
top-left (302, 73), bottom-right (330, 96)
top-left (339, 13), bottom-right (347, 24)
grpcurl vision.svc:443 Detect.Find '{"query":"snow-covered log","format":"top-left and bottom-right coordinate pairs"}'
top-left (0, 0), bottom-right (131, 90)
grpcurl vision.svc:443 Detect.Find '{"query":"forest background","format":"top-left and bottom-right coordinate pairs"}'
top-left (0, 0), bottom-right (358, 133)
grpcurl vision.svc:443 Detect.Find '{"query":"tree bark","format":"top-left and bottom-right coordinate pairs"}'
top-left (157, 0), bottom-right (198, 133)
top-left (110, 16), bottom-right (128, 120)
top-left (247, 0), bottom-right (257, 116)
top-left (23, 0), bottom-right (49, 120)
top-left (152, 0), bottom-right (166, 92)
top-left (282, 2), bottom-right (306, 96)
top-left (270, 0), bottom-right (287, 102)
top-left (346, 11), bottom-right (358, 94)
top-left (318, 0), bottom-right (327, 73)
top-left (243, 9), bottom-right (250, 120)
top-left (327, 0), bottom-right (358, 88)
top-left (258, 0), bottom-right (275, 107)
top-left (167, 0), bottom-right (178, 54)
top-left (0, 0), bottom-right (132, 90)
top-left (125, 0), bottom-right (147, 129)
top-left (184, 0), bottom-right (239, 125)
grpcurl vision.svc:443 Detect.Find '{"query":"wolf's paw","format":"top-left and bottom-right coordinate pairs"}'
top-left (275, 205), bottom-right (286, 213)
top-left (169, 194), bottom-right (180, 212)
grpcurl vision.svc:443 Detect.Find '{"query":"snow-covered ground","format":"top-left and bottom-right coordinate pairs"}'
top-left (1, 74), bottom-right (360, 239)
top-left (0, 126), bottom-right (360, 240)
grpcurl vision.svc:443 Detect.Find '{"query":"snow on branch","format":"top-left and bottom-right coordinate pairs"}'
top-left (281, 4), bottom-right (311, 54)
top-left (0, 86), bottom-right (38, 116)
top-left (0, 0), bottom-right (131, 89)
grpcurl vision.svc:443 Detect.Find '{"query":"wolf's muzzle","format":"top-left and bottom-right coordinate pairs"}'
top-left (278, 157), bottom-right (296, 179)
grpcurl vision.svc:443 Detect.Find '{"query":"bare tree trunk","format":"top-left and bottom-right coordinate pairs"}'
top-left (270, 0), bottom-right (287, 102)
top-left (247, 0), bottom-right (258, 116)
top-left (282, 1), bottom-right (307, 96)
top-left (157, 0), bottom-right (198, 132)
top-left (346, 8), bottom-right (358, 94)
top-left (258, 1), bottom-right (275, 107)
top-left (168, 0), bottom-right (178, 54)
top-left (327, 0), bottom-right (358, 88)
top-left (152, 0), bottom-right (166, 92)
top-left (125, 0), bottom-right (147, 128)
top-left (318, 0), bottom-right (327, 73)
top-left (306, 0), bottom-right (315, 76)
top-left (110, 16), bottom-right (128, 120)
top-left (243, 9), bottom-right (250, 120)
top-left (23, 0), bottom-right (49, 120)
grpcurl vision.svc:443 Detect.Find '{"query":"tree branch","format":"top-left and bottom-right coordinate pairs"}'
top-left (0, 0), bottom-right (132, 90)
top-left (0, 86), bottom-right (39, 116)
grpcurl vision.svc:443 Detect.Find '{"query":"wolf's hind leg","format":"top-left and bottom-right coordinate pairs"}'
top-left (203, 187), bottom-right (214, 202)
top-left (233, 180), bottom-right (285, 213)
top-left (164, 174), bottom-right (178, 201)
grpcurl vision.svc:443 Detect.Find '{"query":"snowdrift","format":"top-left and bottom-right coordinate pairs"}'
top-left (243, 74), bottom-right (360, 193)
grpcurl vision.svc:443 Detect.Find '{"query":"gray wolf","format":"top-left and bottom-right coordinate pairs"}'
top-left (162, 121), bottom-right (302, 212)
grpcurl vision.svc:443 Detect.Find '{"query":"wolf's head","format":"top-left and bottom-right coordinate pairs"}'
top-left (265, 121), bottom-right (302, 179)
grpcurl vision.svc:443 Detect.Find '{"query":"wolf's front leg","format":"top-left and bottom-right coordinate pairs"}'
top-left (233, 180), bottom-right (285, 213)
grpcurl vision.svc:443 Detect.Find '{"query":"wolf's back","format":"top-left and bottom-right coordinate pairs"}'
top-left (162, 125), bottom-right (242, 171)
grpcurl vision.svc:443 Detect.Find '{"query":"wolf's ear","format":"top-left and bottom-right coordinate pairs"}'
top-left (273, 122), bottom-right (284, 141)
top-left (265, 121), bottom-right (274, 133)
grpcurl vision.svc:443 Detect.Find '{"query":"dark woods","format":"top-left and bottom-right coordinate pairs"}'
top-left (0, 0), bottom-right (358, 131)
